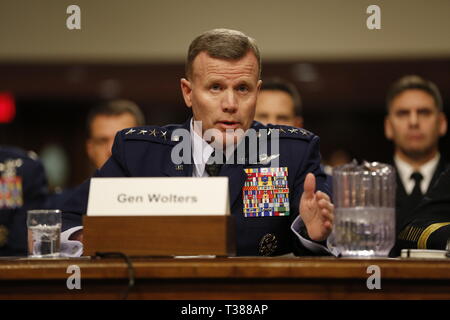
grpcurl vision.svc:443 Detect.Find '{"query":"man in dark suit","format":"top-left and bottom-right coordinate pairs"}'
top-left (62, 28), bottom-right (334, 257)
top-left (46, 99), bottom-right (146, 210)
top-left (0, 146), bottom-right (49, 256)
top-left (85, 99), bottom-right (145, 170)
top-left (397, 167), bottom-right (450, 250)
top-left (254, 77), bottom-right (303, 128)
top-left (384, 75), bottom-right (448, 235)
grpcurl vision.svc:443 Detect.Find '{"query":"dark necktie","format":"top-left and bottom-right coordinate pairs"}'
top-left (205, 151), bottom-right (224, 177)
top-left (409, 171), bottom-right (424, 209)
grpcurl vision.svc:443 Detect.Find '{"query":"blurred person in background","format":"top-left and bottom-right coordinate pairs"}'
top-left (0, 146), bottom-right (49, 256)
top-left (384, 75), bottom-right (448, 235)
top-left (46, 99), bottom-right (145, 210)
top-left (254, 78), bottom-right (303, 128)
top-left (86, 99), bottom-right (146, 169)
top-left (255, 78), bottom-right (334, 192)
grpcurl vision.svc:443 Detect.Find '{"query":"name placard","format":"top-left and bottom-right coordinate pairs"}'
top-left (87, 177), bottom-right (230, 216)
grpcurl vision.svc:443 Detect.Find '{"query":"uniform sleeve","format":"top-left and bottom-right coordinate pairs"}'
top-left (396, 167), bottom-right (450, 251)
top-left (289, 135), bottom-right (333, 256)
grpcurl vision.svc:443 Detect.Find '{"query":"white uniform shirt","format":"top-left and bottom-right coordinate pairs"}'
top-left (395, 153), bottom-right (440, 195)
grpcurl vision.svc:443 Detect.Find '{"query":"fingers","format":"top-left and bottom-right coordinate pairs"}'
top-left (317, 197), bottom-right (334, 212)
top-left (318, 197), bottom-right (334, 225)
top-left (316, 190), bottom-right (331, 202)
top-left (303, 173), bottom-right (316, 200)
top-left (320, 208), bottom-right (334, 225)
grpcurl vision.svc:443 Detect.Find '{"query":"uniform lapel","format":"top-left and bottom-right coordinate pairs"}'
top-left (427, 157), bottom-right (448, 193)
top-left (162, 119), bottom-right (193, 177)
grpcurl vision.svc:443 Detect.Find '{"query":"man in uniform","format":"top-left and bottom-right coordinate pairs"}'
top-left (0, 146), bottom-right (49, 256)
top-left (384, 75), bottom-right (448, 235)
top-left (62, 29), bottom-right (334, 256)
top-left (397, 167), bottom-right (450, 251)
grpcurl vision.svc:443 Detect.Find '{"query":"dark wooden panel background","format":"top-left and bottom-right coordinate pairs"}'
top-left (1, 59), bottom-right (449, 187)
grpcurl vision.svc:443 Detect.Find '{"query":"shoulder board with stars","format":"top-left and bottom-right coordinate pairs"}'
top-left (121, 126), bottom-right (182, 145)
top-left (262, 125), bottom-right (314, 141)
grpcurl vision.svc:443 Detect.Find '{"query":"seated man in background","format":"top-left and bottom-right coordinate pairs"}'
top-left (384, 75), bottom-right (448, 235)
top-left (46, 99), bottom-right (146, 232)
top-left (0, 146), bottom-right (49, 256)
top-left (85, 99), bottom-right (146, 169)
top-left (62, 28), bottom-right (334, 257)
top-left (254, 77), bottom-right (303, 128)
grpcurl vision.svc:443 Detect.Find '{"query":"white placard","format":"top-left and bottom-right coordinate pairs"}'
top-left (87, 177), bottom-right (230, 216)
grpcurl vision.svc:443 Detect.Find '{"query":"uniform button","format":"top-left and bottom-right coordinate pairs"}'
top-left (259, 233), bottom-right (277, 256)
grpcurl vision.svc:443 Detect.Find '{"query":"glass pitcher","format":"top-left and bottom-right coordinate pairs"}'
top-left (330, 161), bottom-right (396, 257)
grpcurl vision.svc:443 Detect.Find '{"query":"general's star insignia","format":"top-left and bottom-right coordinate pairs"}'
top-left (299, 129), bottom-right (309, 136)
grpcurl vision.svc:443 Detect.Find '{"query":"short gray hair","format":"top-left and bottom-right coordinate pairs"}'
top-left (186, 28), bottom-right (261, 79)
top-left (386, 75), bottom-right (443, 112)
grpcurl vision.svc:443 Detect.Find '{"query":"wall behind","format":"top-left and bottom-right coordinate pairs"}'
top-left (0, 0), bottom-right (449, 62)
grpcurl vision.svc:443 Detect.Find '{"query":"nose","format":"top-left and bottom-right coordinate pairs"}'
top-left (221, 89), bottom-right (238, 113)
top-left (408, 111), bottom-right (419, 127)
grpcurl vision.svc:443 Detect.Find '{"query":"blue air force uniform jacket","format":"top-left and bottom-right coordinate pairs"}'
top-left (0, 147), bottom-right (49, 256)
top-left (61, 120), bottom-right (330, 256)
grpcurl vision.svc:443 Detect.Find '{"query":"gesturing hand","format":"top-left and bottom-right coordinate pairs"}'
top-left (299, 173), bottom-right (334, 242)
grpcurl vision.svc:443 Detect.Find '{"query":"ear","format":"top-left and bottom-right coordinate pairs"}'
top-left (384, 116), bottom-right (393, 140)
top-left (256, 79), bottom-right (262, 93)
top-left (438, 112), bottom-right (448, 136)
top-left (294, 116), bottom-right (304, 128)
top-left (86, 139), bottom-right (94, 162)
top-left (180, 78), bottom-right (193, 108)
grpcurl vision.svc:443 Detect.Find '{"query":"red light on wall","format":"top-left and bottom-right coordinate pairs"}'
top-left (0, 92), bottom-right (16, 123)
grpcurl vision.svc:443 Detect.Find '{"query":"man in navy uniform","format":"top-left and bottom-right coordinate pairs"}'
top-left (0, 146), bottom-right (49, 256)
top-left (397, 167), bottom-right (450, 251)
top-left (384, 75), bottom-right (448, 235)
top-left (62, 28), bottom-right (334, 256)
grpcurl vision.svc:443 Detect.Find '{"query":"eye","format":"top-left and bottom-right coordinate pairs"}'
top-left (395, 110), bottom-right (409, 117)
top-left (210, 83), bottom-right (221, 91)
top-left (237, 84), bottom-right (249, 93)
top-left (256, 113), bottom-right (268, 120)
top-left (277, 115), bottom-right (290, 121)
top-left (418, 109), bottom-right (433, 116)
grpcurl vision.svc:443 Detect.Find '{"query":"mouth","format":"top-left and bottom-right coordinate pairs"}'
top-left (216, 121), bottom-right (241, 130)
top-left (407, 133), bottom-right (424, 140)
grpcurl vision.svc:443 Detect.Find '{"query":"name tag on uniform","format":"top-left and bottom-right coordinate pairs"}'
top-left (242, 167), bottom-right (290, 217)
top-left (87, 177), bottom-right (230, 216)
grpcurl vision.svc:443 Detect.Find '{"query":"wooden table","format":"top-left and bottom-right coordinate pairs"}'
top-left (1, 256), bottom-right (450, 299)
